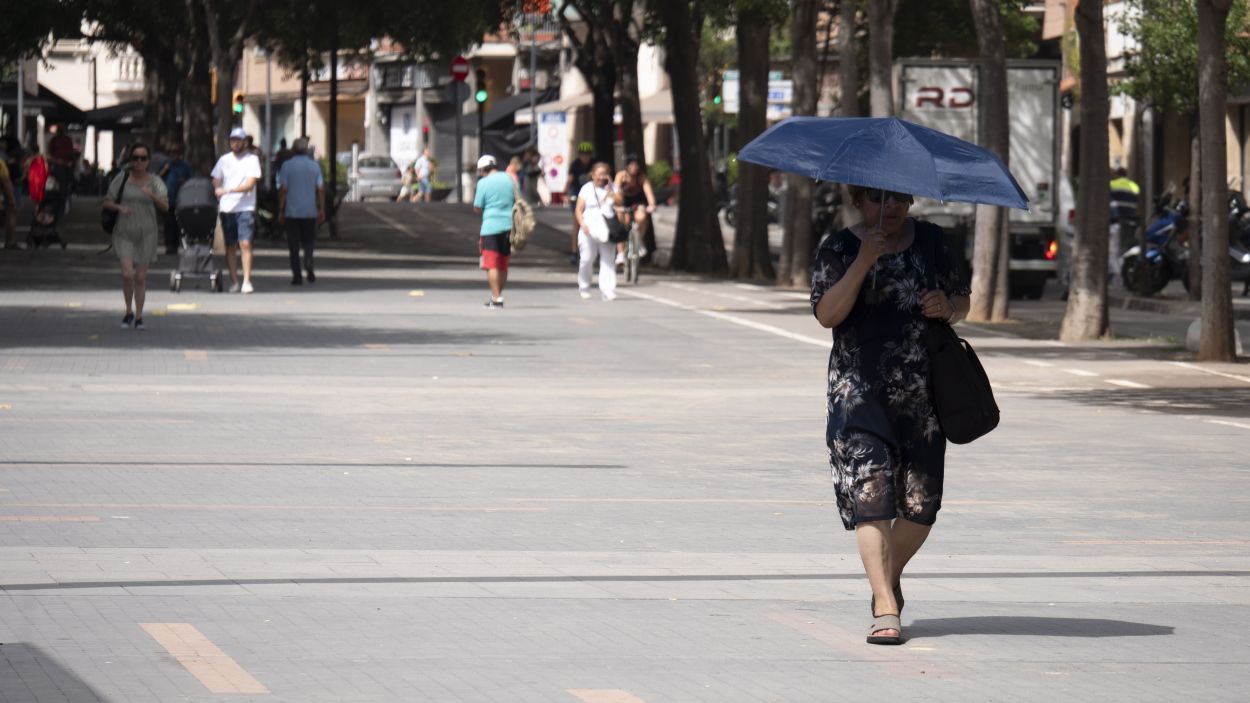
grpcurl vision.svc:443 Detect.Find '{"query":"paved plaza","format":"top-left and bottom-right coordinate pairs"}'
top-left (1, 200), bottom-right (1248, 701)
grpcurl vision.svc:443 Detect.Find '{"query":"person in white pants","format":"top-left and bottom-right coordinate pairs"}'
top-left (574, 162), bottom-right (624, 300)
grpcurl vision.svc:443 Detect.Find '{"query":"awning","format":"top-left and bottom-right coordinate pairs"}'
top-left (0, 88), bottom-right (57, 110)
top-left (1, 85), bottom-right (86, 125)
top-left (83, 101), bottom-right (143, 129)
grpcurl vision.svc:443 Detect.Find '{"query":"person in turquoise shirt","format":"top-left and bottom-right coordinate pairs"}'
top-left (473, 154), bottom-right (516, 308)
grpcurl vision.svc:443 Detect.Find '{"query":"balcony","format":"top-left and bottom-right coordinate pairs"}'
top-left (114, 54), bottom-right (144, 94)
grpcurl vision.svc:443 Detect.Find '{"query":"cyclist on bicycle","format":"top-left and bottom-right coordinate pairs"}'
top-left (613, 154), bottom-right (656, 266)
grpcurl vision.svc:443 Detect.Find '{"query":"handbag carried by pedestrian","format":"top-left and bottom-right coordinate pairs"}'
top-left (101, 168), bottom-right (130, 235)
top-left (593, 185), bottom-right (629, 243)
top-left (920, 227), bottom-right (999, 444)
top-left (510, 181), bottom-right (535, 251)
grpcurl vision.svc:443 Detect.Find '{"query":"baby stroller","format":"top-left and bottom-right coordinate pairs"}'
top-left (27, 162), bottom-right (67, 250)
top-left (170, 177), bottom-right (225, 292)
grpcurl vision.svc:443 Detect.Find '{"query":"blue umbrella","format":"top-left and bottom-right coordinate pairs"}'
top-left (737, 116), bottom-right (1029, 210)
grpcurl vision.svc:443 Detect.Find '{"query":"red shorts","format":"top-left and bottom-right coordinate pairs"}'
top-left (479, 233), bottom-right (511, 272)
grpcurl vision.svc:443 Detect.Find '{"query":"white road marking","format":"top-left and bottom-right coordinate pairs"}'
top-left (367, 207), bottom-right (422, 240)
top-left (1061, 368), bottom-right (1100, 377)
top-left (666, 282), bottom-right (788, 309)
top-left (1168, 361), bottom-right (1250, 385)
top-left (1203, 419), bottom-right (1250, 431)
top-left (1105, 379), bottom-right (1151, 389)
top-left (1021, 359), bottom-right (1054, 368)
top-left (619, 289), bottom-right (830, 348)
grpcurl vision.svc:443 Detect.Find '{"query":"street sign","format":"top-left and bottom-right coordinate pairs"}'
top-left (451, 56), bottom-right (470, 83)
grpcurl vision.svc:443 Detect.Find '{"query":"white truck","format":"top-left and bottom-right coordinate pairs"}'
top-left (896, 58), bottom-right (1061, 299)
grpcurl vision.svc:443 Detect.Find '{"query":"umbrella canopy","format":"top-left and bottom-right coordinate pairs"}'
top-left (737, 116), bottom-right (1028, 210)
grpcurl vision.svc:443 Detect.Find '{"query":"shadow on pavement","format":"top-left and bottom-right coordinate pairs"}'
top-left (0, 307), bottom-right (532, 351)
top-left (906, 616), bottom-right (1174, 639)
top-left (1048, 386), bottom-right (1250, 418)
top-left (0, 643), bottom-right (108, 703)
top-left (976, 344), bottom-right (1183, 361)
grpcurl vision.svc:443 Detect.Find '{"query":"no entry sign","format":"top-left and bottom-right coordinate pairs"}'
top-left (451, 56), bottom-right (470, 83)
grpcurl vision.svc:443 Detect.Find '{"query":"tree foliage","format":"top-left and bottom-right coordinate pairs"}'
top-left (1116, 0), bottom-right (1250, 115)
top-left (894, 0), bottom-right (1039, 59)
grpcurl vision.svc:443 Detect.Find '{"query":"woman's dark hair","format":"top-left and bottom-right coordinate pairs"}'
top-left (129, 141), bottom-right (151, 159)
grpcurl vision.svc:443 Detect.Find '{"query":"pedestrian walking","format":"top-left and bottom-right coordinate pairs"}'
top-left (573, 162), bottom-right (623, 301)
top-left (159, 144), bottom-right (193, 255)
top-left (809, 185), bottom-right (970, 645)
top-left (472, 154), bottom-right (515, 308)
top-left (413, 148), bottom-right (434, 203)
top-left (102, 142), bottom-right (168, 330)
top-left (276, 138), bottom-right (325, 285)
top-left (565, 143), bottom-right (594, 265)
top-left (211, 127), bottom-right (262, 293)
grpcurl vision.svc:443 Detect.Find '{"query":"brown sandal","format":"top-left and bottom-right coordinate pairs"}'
top-left (867, 613), bottom-right (903, 645)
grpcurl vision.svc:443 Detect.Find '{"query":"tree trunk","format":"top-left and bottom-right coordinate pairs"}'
top-left (778, 0), bottom-right (819, 287)
top-left (141, 46), bottom-right (181, 150)
top-left (968, 0), bottom-right (1010, 322)
top-left (560, 3), bottom-right (616, 166)
top-left (867, 0), bottom-right (897, 117)
top-left (1060, 0), bottom-right (1111, 341)
top-left (1187, 127), bottom-right (1203, 300)
top-left (731, 5), bottom-right (775, 281)
top-left (1196, 0), bottom-right (1236, 361)
top-left (659, 0), bottom-right (727, 274)
top-left (613, 0), bottom-right (644, 164)
top-left (199, 0), bottom-right (254, 155)
top-left (179, 2), bottom-right (215, 174)
top-left (838, 0), bottom-right (861, 230)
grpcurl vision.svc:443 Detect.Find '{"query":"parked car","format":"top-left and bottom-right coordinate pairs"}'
top-left (338, 154), bottom-right (404, 201)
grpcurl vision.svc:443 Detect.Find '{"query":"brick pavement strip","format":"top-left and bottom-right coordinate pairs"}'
top-left (1, 202), bottom-right (1248, 701)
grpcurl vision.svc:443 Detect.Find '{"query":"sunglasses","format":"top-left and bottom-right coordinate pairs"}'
top-left (864, 189), bottom-right (913, 205)
top-left (131, 154), bottom-right (150, 162)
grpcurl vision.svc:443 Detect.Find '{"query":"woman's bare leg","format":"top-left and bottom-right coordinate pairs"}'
top-left (889, 518), bottom-right (932, 587)
top-left (133, 265), bottom-right (148, 318)
top-left (856, 520), bottom-right (899, 637)
top-left (120, 259), bottom-right (136, 313)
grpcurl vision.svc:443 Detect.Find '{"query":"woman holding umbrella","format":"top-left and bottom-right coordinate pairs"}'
top-left (810, 185), bottom-right (970, 645)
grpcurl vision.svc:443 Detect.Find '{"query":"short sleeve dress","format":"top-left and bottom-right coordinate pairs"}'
top-left (809, 218), bottom-right (970, 530)
top-left (109, 173), bottom-right (166, 265)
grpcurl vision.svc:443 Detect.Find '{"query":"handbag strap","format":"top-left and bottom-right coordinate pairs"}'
top-left (112, 169), bottom-right (131, 203)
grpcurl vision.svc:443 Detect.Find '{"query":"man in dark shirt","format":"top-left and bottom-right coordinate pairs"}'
top-left (565, 143), bottom-right (594, 265)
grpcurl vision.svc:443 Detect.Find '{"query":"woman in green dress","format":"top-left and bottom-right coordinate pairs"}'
top-left (103, 142), bottom-right (168, 330)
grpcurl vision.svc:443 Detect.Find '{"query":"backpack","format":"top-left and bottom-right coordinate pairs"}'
top-left (510, 183), bottom-right (535, 251)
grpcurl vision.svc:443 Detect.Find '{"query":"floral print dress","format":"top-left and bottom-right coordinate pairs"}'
top-left (810, 219), bottom-right (970, 530)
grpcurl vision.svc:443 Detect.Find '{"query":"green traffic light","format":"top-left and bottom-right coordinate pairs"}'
top-left (233, 103), bottom-right (243, 114)
top-left (475, 89), bottom-right (488, 103)
top-left (713, 95), bottom-right (722, 105)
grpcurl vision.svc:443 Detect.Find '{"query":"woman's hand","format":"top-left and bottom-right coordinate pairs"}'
top-left (920, 289), bottom-right (954, 321)
top-left (142, 184), bottom-right (158, 200)
top-left (118, 205), bottom-right (132, 216)
top-left (855, 228), bottom-right (889, 267)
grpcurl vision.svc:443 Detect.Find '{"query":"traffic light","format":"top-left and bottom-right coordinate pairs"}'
top-left (474, 69), bottom-right (488, 105)
top-left (232, 91), bottom-right (245, 115)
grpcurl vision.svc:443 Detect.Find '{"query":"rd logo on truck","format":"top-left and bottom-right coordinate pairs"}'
top-left (915, 87), bottom-right (975, 108)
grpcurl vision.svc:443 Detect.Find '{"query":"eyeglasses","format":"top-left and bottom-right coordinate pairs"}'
top-left (131, 155), bottom-right (149, 162)
top-left (864, 189), bottom-right (913, 205)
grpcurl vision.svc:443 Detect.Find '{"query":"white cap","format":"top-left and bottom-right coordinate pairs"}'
top-left (229, 127), bottom-right (247, 140)
top-left (476, 154), bottom-right (496, 170)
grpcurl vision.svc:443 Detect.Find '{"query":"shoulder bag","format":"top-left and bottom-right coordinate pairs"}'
top-left (920, 226), bottom-right (999, 444)
top-left (101, 169), bottom-right (130, 235)
top-left (594, 186), bottom-right (629, 244)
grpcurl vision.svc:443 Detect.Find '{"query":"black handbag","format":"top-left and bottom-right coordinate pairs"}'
top-left (594, 187), bottom-right (630, 243)
top-left (101, 169), bottom-right (130, 235)
top-left (920, 228), bottom-right (999, 444)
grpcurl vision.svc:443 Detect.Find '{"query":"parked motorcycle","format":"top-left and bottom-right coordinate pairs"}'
top-left (1121, 194), bottom-right (1191, 295)
top-left (1223, 191), bottom-right (1250, 297)
top-left (723, 183), bottom-right (781, 228)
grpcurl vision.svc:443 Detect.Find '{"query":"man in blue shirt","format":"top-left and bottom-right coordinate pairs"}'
top-left (472, 154), bottom-right (515, 308)
top-left (159, 144), bottom-right (193, 255)
top-left (277, 137), bottom-right (325, 285)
